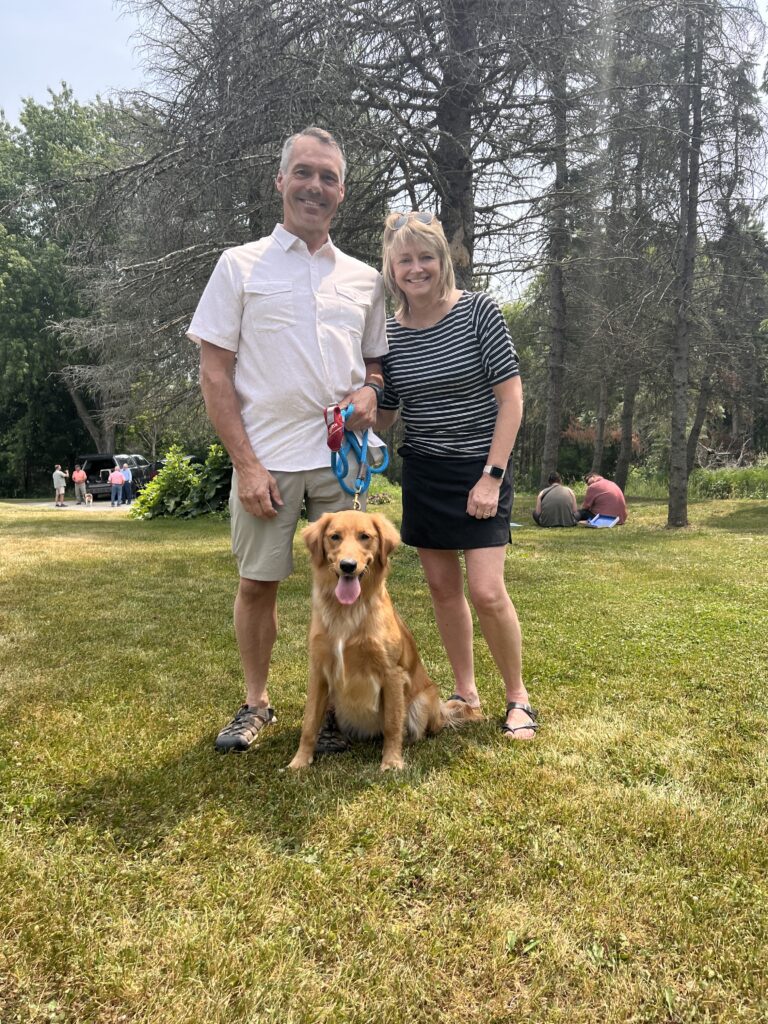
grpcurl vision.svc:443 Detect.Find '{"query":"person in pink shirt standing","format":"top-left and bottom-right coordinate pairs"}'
top-left (577, 472), bottom-right (627, 524)
top-left (108, 467), bottom-right (125, 506)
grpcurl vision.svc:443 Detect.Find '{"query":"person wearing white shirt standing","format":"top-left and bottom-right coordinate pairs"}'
top-left (187, 126), bottom-right (388, 754)
top-left (52, 464), bottom-right (69, 507)
top-left (120, 463), bottom-right (133, 505)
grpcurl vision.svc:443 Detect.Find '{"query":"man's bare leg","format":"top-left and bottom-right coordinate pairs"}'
top-left (215, 578), bottom-right (279, 752)
top-left (235, 577), bottom-right (279, 707)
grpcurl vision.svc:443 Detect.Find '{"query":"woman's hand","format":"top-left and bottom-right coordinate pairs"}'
top-left (467, 475), bottom-right (502, 519)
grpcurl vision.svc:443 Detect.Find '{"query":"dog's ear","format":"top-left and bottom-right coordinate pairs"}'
top-left (371, 514), bottom-right (400, 566)
top-left (303, 514), bottom-right (332, 567)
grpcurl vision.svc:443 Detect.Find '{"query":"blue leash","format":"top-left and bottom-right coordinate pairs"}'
top-left (331, 404), bottom-right (390, 509)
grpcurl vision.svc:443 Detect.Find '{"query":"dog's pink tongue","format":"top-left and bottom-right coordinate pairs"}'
top-left (335, 576), bottom-right (361, 605)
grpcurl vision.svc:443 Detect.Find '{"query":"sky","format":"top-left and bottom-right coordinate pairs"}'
top-left (2, 0), bottom-right (766, 127)
top-left (1, 0), bottom-right (146, 124)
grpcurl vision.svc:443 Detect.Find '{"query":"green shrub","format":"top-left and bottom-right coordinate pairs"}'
top-left (130, 444), bottom-right (200, 519)
top-left (132, 443), bottom-right (234, 520)
top-left (181, 443), bottom-right (232, 517)
top-left (625, 466), bottom-right (668, 499)
top-left (689, 466), bottom-right (768, 499)
top-left (625, 466), bottom-right (768, 500)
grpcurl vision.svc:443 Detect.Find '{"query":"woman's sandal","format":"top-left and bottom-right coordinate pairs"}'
top-left (501, 700), bottom-right (539, 739)
top-left (445, 693), bottom-right (484, 721)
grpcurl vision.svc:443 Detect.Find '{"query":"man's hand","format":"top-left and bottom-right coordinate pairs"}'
top-left (342, 384), bottom-right (378, 430)
top-left (237, 464), bottom-right (284, 519)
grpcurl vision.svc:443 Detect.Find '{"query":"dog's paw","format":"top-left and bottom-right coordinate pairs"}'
top-left (380, 756), bottom-right (404, 772)
top-left (288, 753), bottom-right (314, 771)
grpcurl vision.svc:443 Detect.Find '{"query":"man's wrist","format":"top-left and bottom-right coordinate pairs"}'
top-left (362, 381), bottom-right (384, 403)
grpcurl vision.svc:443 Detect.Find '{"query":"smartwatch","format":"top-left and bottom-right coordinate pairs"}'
top-left (362, 381), bottom-right (384, 404)
top-left (483, 464), bottom-right (505, 480)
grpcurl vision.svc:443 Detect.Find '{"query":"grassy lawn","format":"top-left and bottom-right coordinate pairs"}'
top-left (1, 493), bottom-right (767, 1023)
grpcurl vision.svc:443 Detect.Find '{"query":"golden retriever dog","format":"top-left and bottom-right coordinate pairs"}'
top-left (84, 492), bottom-right (93, 506)
top-left (288, 510), bottom-right (481, 772)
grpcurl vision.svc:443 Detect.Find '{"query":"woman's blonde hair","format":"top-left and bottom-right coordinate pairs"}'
top-left (381, 211), bottom-right (456, 316)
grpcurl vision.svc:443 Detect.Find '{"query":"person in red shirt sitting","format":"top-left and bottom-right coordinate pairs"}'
top-left (576, 472), bottom-right (627, 524)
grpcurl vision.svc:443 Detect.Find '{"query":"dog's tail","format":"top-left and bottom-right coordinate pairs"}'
top-left (440, 697), bottom-right (484, 729)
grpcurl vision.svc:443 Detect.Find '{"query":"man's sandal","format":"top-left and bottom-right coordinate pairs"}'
top-left (214, 704), bottom-right (276, 753)
top-left (314, 708), bottom-right (350, 755)
top-left (501, 701), bottom-right (539, 739)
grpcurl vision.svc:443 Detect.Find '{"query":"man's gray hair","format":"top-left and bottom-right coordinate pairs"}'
top-left (279, 127), bottom-right (346, 182)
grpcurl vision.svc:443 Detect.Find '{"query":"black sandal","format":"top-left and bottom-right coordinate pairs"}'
top-left (314, 708), bottom-right (350, 755)
top-left (501, 701), bottom-right (539, 738)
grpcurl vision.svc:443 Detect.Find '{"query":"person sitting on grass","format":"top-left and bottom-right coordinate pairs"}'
top-left (533, 472), bottom-right (578, 528)
top-left (576, 472), bottom-right (627, 524)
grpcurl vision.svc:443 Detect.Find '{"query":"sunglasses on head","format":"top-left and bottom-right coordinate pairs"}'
top-left (391, 211), bottom-right (436, 230)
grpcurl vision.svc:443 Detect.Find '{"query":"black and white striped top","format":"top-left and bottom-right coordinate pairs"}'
top-left (380, 291), bottom-right (520, 459)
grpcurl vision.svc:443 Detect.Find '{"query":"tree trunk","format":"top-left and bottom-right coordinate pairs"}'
top-left (686, 372), bottom-right (713, 474)
top-left (668, 4), bottom-right (704, 528)
top-left (614, 375), bottom-right (639, 492)
top-left (434, 0), bottom-right (479, 290)
top-left (590, 378), bottom-right (608, 476)
top-left (539, 36), bottom-right (570, 488)
top-left (64, 379), bottom-right (108, 451)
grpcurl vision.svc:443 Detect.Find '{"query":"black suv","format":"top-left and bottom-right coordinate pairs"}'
top-left (76, 453), bottom-right (153, 500)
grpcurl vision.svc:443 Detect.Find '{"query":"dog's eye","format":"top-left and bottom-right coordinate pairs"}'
top-left (358, 532), bottom-right (371, 541)
top-left (329, 533), bottom-right (342, 541)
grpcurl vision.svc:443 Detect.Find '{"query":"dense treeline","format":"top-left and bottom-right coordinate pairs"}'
top-left (2, 0), bottom-right (767, 523)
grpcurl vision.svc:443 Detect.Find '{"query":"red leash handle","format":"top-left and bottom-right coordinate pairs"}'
top-left (325, 405), bottom-right (345, 453)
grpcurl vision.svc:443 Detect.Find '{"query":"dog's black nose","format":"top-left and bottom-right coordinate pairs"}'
top-left (339, 559), bottom-right (357, 575)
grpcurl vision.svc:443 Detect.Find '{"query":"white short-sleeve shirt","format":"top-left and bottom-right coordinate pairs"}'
top-left (187, 224), bottom-right (388, 472)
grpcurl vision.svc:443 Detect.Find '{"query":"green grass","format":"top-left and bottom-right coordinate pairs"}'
top-left (1, 495), bottom-right (767, 1023)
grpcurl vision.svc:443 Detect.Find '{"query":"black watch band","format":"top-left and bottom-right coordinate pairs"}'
top-left (362, 381), bottom-right (384, 403)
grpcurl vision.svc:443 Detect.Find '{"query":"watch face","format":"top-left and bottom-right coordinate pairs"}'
top-left (486, 465), bottom-right (504, 479)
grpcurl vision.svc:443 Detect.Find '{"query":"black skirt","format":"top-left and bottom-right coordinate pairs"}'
top-left (400, 453), bottom-right (514, 550)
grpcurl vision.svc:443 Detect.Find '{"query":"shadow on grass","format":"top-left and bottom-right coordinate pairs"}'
top-left (700, 504), bottom-right (768, 533)
top-left (55, 723), bottom-right (492, 854)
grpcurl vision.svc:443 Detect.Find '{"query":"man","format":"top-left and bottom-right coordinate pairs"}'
top-left (52, 464), bottom-right (69, 507)
top-left (108, 466), bottom-right (125, 506)
top-left (533, 471), bottom-right (578, 527)
top-left (121, 463), bottom-right (133, 505)
top-left (187, 126), bottom-right (387, 754)
top-left (72, 464), bottom-right (87, 504)
top-left (577, 472), bottom-right (627, 524)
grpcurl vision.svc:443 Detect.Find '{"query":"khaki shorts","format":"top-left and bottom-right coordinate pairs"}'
top-left (229, 464), bottom-right (367, 581)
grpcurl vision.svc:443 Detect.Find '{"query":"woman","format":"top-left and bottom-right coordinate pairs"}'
top-left (377, 211), bottom-right (537, 740)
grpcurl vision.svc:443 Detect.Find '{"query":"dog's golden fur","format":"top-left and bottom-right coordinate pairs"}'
top-left (288, 510), bottom-right (480, 771)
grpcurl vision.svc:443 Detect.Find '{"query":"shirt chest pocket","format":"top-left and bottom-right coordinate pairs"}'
top-left (324, 283), bottom-right (369, 338)
top-left (242, 279), bottom-right (296, 333)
